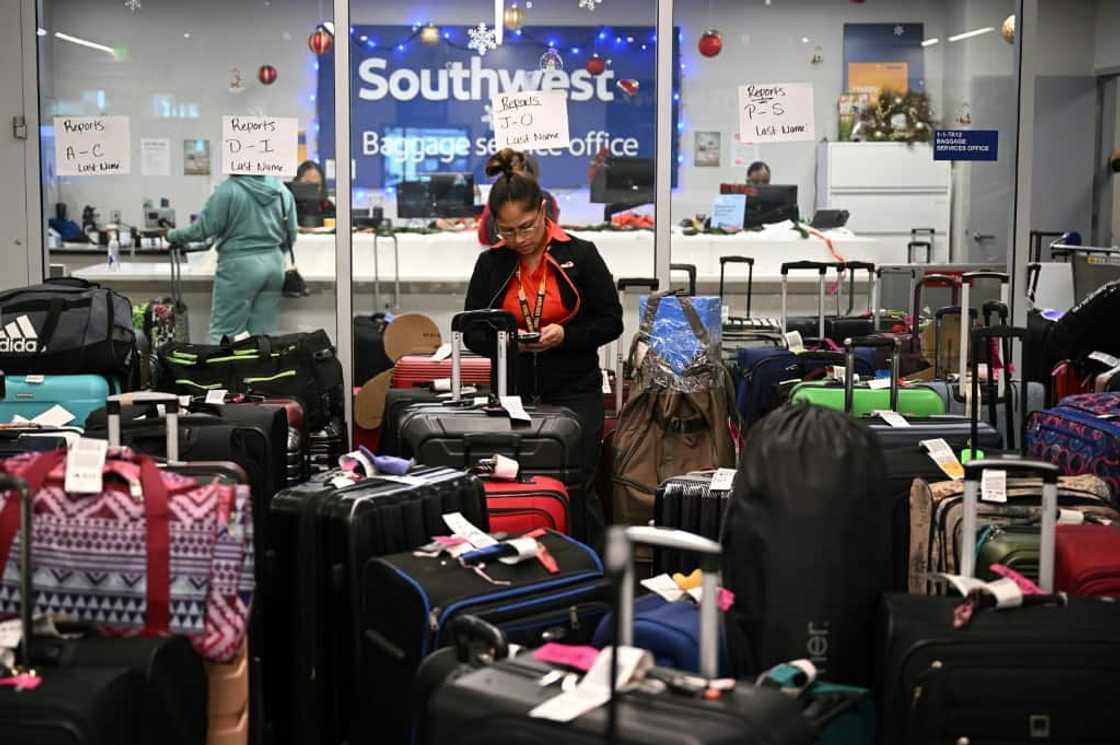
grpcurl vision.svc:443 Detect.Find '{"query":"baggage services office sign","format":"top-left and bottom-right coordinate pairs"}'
top-left (316, 25), bottom-right (679, 189)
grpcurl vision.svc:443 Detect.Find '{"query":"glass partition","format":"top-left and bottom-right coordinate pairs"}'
top-left (668, 0), bottom-right (1018, 327)
top-left (343, 0), bottom-right (661, 393)
top-left (37, 0), bottom-right (338, 349)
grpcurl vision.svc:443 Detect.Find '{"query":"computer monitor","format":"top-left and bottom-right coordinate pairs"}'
top-left (719, 183), bottom-right (799, 228)
top-left (590, 157), bottom-right (654, 220)
top-left (285, 181), bottom-right (324, 228)
top-left (396, 173), bottom-right (476, 219)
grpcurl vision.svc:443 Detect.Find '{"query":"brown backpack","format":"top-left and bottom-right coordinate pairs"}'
top-left (610, 292), bottom-right (738, 526)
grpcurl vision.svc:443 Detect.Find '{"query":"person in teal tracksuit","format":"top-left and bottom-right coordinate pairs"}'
top-left (167, 175), bottom-right (297, 342)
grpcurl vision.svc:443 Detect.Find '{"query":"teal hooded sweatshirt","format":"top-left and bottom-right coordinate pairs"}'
top-left (168, 175), bottom-right (296, 256)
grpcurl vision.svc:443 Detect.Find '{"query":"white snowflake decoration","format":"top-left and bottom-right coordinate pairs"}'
top-left (481, 104), bottom-right (493, 130)
top-left (468, 23), bottom-right (498, 57)
top-left (893, 24), bottom-right (905, 36)
top-left (124, 0), bottom-right (142, 11)
top-left (579, 0), bottom-right (602, 10)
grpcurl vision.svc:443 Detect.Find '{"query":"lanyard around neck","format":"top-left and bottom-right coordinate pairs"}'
top-left (516, 260), bottom-right (548, 333)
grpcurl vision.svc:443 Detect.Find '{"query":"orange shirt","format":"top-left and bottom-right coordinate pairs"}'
top-left (501, 254), bottom-right (571, 331)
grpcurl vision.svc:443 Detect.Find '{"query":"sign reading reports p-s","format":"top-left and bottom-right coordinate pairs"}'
top-left (738, 83), bottom-right (815, 144)
top-left (492, 90), bottom-right (571, 152)
top-left (222, 116), bottom-right (299, 177)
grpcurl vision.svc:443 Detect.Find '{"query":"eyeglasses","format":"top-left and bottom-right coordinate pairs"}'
top-left (496, 207), bottom-right (544, 240)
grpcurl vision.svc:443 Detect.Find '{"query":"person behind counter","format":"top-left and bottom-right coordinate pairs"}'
top-left (747, 160), bottom-right (771, 186)
top-left (295, 160), bottom-right (337, 218)
top-left (464, 148), bottom-right (623, 544)
top-left (476, 153), bottom-right (559, 246)
top-left (166, 175), bottom-right (296, 342)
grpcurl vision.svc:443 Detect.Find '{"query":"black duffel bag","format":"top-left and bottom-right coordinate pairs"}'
top-left (0, 277), bottom-right (136, 379)
top-left (153, 330), bottom-right (344, 430)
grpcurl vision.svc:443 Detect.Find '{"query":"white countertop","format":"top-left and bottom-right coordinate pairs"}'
top-left (74, 224), bottom-right (885, 286)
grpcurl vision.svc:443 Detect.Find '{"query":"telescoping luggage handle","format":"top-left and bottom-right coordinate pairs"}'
top-left (719, 256), bottom-right (755, 321)
top-left (106, 391), bottom-right (182, 462)
top-left (450, 309), bottom-right (518, 403)
top-left (842, 335), bottom-right (900, 414)
top-left (372, 229), bottom-right (401, 313)
top-left (834, 261), bottom-right (875, 320)
top-left (957, 271), bottom-right (1010, 401)
top-left (606, 525), bottom-right (722, 680)
top-left (780, 261), bottom-right (829, 338)
top-left (669, 263), bottom-right (697, 297)
top-left (614, 278), bottom-right (659, 412)
top-left (0, 473), bottom-right (34, 674)
top-left (960, 458), bottom-right (1060, 592)
top-left (968, 326), bottom-right (1030, 458)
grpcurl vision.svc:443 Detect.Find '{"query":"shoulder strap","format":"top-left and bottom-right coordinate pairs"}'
top-left (675, 295), bottom-right (712, 347)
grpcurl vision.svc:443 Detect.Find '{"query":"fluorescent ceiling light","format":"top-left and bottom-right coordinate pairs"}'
top-left (948, 27), bottom-right (994, 43)
top-left (54, 31), bottom-right (116, 56)
top-left (921, 37), bottom-right (939, 47)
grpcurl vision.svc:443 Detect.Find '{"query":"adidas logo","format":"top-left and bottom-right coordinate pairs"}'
top-left (0, 314), bottom-right (40, 353)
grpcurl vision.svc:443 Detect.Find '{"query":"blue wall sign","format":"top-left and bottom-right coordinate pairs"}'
top-left (316, 25), bottom-right (680, 190)
top-left (933, 129), bottom-right (999, 161)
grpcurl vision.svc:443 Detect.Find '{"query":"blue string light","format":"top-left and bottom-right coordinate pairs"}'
top-left (571, 47), bottom-right (580, 54)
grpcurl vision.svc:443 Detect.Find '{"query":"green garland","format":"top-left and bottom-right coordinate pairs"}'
top-left (854, 90), bottom-right (936, 144)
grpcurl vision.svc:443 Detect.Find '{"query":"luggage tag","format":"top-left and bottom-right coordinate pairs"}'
top-left (1089, 351), bottom-right (1120, 368)
top-left (709, 468), bottom-right (736, 492)
top-left (472, 454), bottom-right (520, 481)
top-left (784, 331), bottom-right (805, 354)
top-left (980, 469), bottom-right (1007, 503)
top-left (432, 378), bottom-right (452, 393)
top-left (529, 646), bottom-right (653, 723)
top-left (65, 437), bottom-right (109, 494)
top-left (429, 343), bottom-right (452, 362)
top-left (205, 389), bottom-right (228, 404)
top-left (873, 410), bottom-right (910, 428)
top-left (920, 438), bottom-right (964, 480)
top-left (756, 660), bottom-right (817, 698)
top-left (32, 405), bottom-right (75, 428)
top-left (499, 396), bottom-right (533, 423)
top-left (601, 370), bottom-right (612, 396)
top-left (866, 377), bottom-right (892, 390)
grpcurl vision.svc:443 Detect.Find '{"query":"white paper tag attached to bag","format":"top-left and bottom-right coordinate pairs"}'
top-left (709, 468), bottom-right (736, 492)
top-left (1089, 351), bottom-right (1120, 368)
top-left (430, 343), bottom-right (452, 362)
top-left (233, 331), bottom-right (251, 342)
top-left (784, 331), bottom-right (805, 354)
top-left (831, 365), bottom-right (847, 383)
top-left (205, 389), bottom-right (228, 404)
top-left (499, 396), bottom-right (532, 423)
top-left (602, 369), bottom-right (612, 395)
top-left (867, 377), bottom-right (892, 390)
top-left (443, 512), bottom-right (497, 549)
top-left (981, 469), bottom-right (1007, 503)
top-left (33, 405), bottom-right (75, 427)
top-left (65, 437), bottom-right (108, 494)
top-left (498, 537), bottom-right (541, 566)
top-left (921, 438), bottom-right (964, 481)
top-left (0, 617), bottom-right (22, 650)
top-left (433, 378), bottom-right (452, 393)
top-left (530, 646), bottom-right (653, 723)
top-left (874, 410), bottom-right (910, 428)
top-left (491, 454), bottom-right (520, 480)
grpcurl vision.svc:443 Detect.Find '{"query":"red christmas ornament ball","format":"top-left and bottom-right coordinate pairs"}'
top-left (698, 29), bottom-right (722, 58)
top-left (308, 28), bottom-right (333, 55)
top-left (585, 55), bottom-right (606, 76)
top-left (258, 64), bottom-right (278, 85)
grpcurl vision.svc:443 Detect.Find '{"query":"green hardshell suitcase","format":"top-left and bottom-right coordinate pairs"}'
top-left (974, 523), bottom-right (1040, 582)
top-left (789, 380), bottom-right (946, 417)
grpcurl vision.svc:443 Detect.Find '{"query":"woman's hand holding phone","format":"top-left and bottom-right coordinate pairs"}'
top-left (521, 324), bottom-right (564, 352)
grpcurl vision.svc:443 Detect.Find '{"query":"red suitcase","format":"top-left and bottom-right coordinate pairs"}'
top-left (1054, 523), bottom-right (1120, 596)
top-left (482, 475), bottom-right (570, 535)
top-left (391, 354), bottom-right (491, 389)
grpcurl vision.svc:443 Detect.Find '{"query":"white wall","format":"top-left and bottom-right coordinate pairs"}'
top-left (1095, 0), bottom-right (1120, 73)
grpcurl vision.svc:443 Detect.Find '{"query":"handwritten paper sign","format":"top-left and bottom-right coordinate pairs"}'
top-left (491, 90), bottom-right (571, 152)
top-left (738, 83), bottom-right (816, 144)
top-left (54, 116), bottom-right (131, 176)
top-left (221, 116), bottom-right (298, 177)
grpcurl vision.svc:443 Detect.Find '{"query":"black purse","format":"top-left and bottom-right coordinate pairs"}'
top-left (280, 195), bottom-right (309, 298)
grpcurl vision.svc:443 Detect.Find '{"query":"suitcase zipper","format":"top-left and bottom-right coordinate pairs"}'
top-left (488, 507), bottom-right (559, 530)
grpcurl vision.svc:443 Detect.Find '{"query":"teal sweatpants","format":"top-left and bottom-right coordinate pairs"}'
top-left (209, 249), bottom-right (285, 342)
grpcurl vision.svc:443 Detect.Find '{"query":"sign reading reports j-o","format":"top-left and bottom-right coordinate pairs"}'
top-left (934, 129), bottom-right (999, 161)
top-left (491, 90), bottom-right (571, 153)
top-left (222, 116), bottom-right (299, 177)
top-left (738, 83), bottom-right (815, 144)
top-left (54, 116), bottom-right (131, 176)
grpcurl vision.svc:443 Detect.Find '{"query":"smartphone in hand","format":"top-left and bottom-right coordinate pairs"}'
top-left (518, 331), bottom-right (541, 343)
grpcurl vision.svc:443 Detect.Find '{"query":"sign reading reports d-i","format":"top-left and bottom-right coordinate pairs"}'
top-left (316, 25), bottom-right (680, 189)
top-left (933, 129), bottom-right (999, 162)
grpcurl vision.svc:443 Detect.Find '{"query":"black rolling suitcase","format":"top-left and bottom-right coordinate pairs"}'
top-left (876, 458), bottom-right (1120, 745)
top-left (0, 473), bottom-right (208, 745)
top-left (652, 470), bottom-right (732, 576)
top-left (397, 310), bottom-right (585, 536)
top-left (367, 528), bottom-right (609, 745)
top-left (422, 526), bottom-right (816, 745)
top-left (262, 465), bottom-right (488, 745)
top-left (838, 336), bottom-right (1002, 590)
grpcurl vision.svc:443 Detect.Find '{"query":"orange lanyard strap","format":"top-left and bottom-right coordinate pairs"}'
top-left (516, 264), bottom-right (548, 333)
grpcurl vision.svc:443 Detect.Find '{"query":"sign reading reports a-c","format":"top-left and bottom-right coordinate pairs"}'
top-left (934, 129), bottom-right (999, 161)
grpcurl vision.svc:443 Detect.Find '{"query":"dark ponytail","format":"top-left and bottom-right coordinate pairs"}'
top-left (485, 148), bottom-right (543, 215)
